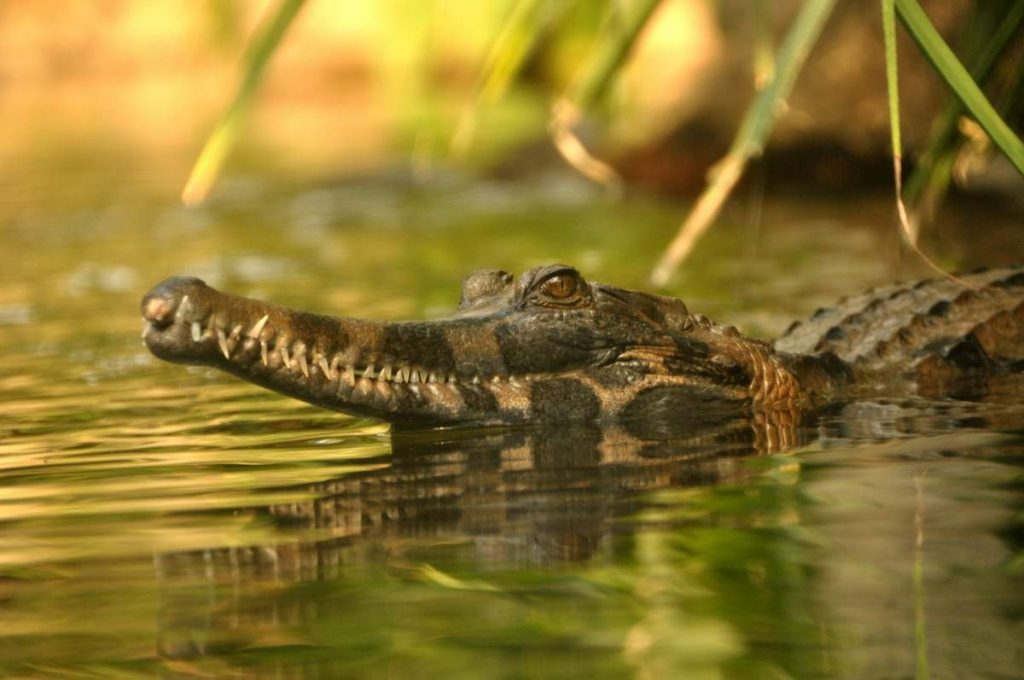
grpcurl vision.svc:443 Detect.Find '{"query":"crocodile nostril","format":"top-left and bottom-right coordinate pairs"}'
top-left (141, 294), bottom-right (175, 326)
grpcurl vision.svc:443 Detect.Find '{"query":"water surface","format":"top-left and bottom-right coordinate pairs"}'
top-left (1, 167), bottom-right (1022, 678)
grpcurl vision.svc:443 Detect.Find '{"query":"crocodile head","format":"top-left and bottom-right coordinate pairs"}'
top-left (141, 264), bottom-right (802, 425)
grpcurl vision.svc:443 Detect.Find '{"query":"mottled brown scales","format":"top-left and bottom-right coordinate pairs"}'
top-left (776, 267), bottom-right (1022, 366)
top-left (970, 301), bottom-right (1024, 360)
top-left (442, 322), bottom-right (505, 378)
top-left (141, 264), bottom-right (1024, 427)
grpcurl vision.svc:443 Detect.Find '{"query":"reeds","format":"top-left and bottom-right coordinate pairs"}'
top-left (183, 0), bottom-right (307, 207)
top-left (184, 0), bottom-right (1023, 283)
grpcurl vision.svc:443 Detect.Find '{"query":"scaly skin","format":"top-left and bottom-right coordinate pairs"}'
top-left (140, 264), bottom-right (1023, 426)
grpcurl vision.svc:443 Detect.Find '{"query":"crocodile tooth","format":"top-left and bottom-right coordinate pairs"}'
top-left (191, 321), bottom-right (203, 342)
top-left (229, 324), bottom-right (243, 340)
top-left (427, 371), bottom-right (439, 383)
top-left (318, 356), bottom-right (332, 378)
top-left (378, 364), bottom-right (393, 381)
top-left (447, 373), bottom-right (458, 384)
top-left (344, 365), bottom-right (355, 382)
top-left (216, 329), bottom-right (231, 359)
top-left (394, 367), bottom-right (408, 383)
top-left (280, 345), bottom-right (292, 368)
top-left (364, 363), bottom-right (375, 380)
top-left (491, 375), bottom-right (502, 384)
top-left (248, 314), bottom-right (269, 339)
top-left (260, 340), bottom-right (269, 366)
top-left (410, 369), bottom-right (422, 384)
top-left (471, 374), bottom-right (481, 385)
top-left (297, 352), bottom-right (309, 377)
top-left (175, 295), bottom-right (191, 322)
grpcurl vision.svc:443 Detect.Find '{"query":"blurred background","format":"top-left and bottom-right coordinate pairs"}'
top-left (3, 0), bottom-right (1020, 210)
top-left (1, 0), bottom-right (1021, 329)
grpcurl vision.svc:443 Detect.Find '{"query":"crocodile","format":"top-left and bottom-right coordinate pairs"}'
top-left (141, 264), bottom-right (1024, 426)
top-left (151, 418), bottom-right (771, 658)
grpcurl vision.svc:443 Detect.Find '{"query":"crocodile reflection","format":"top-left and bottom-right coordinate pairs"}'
top-left (153, 415), bottom-right (782, 658)
top-left (151, 399), bottom-right (1024, 660)
top-left (153, 392), bottom-right (1024, 581)
top-left (162, 415), bottom-right (780, 573)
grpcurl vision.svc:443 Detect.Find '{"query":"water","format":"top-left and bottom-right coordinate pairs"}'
top-left (2, 165), bottom-right (1022, 678)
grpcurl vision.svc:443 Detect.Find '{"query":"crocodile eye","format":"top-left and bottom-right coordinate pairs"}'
top-left (541, 274), bottom-right (577, 300)
top-left (528, 269), bottom-right (591, 309)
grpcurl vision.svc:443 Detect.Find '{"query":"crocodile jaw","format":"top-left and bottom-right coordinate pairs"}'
top-left (140, 273), bottom-right (785, 426)
top-left (142, 277), bottom-right (539, 424)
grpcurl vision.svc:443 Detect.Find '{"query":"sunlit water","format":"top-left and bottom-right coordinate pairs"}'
top-left (1, 163), bottom-right (1022, 678)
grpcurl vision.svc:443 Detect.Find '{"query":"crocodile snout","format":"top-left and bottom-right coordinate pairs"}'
top-left (141, 276), bottom-right (206, 324)
top-left (140, 276), bottom-right (212, 361)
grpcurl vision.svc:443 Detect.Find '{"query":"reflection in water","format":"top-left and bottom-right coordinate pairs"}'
top-left (162, 418), bottom-right (763, 574)
top-left (149, 416), bottom-right (780, 673)
top-left (1, 176), bottom-right (1023, 677)
top-left (144, 405), bottom-right (1024, 677)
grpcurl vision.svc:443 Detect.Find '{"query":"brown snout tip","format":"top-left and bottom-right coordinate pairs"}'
top-left (142, 294), bottom-right (174, 325)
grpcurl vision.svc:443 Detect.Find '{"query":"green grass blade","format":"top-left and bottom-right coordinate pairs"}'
top-left (904, 1), bottom-right (1024, 204)
top-left (752, 0), bottom-right (775, 87)
top-left (567, 0), bottom-right (663, 110)
top-left (881, 0), bottom-right (955, 278)
top-left (727, 0), bottom-right (836, 157)
top-left (551, 0), bottom-right (662, 188)
top-left (183, 0), bottom-right (306, 205)
top-left (881, 0), bottom-right (912, 241)
top-left (452, 0), bottom-right (566, 155)
top-left (477, 0), bottom-right (553, 103)
top-left (882, 0), bottom-right (901, 159)
top-left (650, 0), bottom-right (837, 286)
top-left (895, 0), bottom-right (1024, 176)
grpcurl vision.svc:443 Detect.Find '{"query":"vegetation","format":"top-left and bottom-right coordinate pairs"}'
top-left (188, 0), bottom-right (1024, 284)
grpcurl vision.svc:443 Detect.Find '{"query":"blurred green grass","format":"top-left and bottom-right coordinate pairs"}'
top-left (187, 1), bottom-right (1022, 282)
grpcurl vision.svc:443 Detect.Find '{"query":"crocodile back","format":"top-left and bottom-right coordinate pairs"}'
top-left (774, 266), bottom-right (1024, 380)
